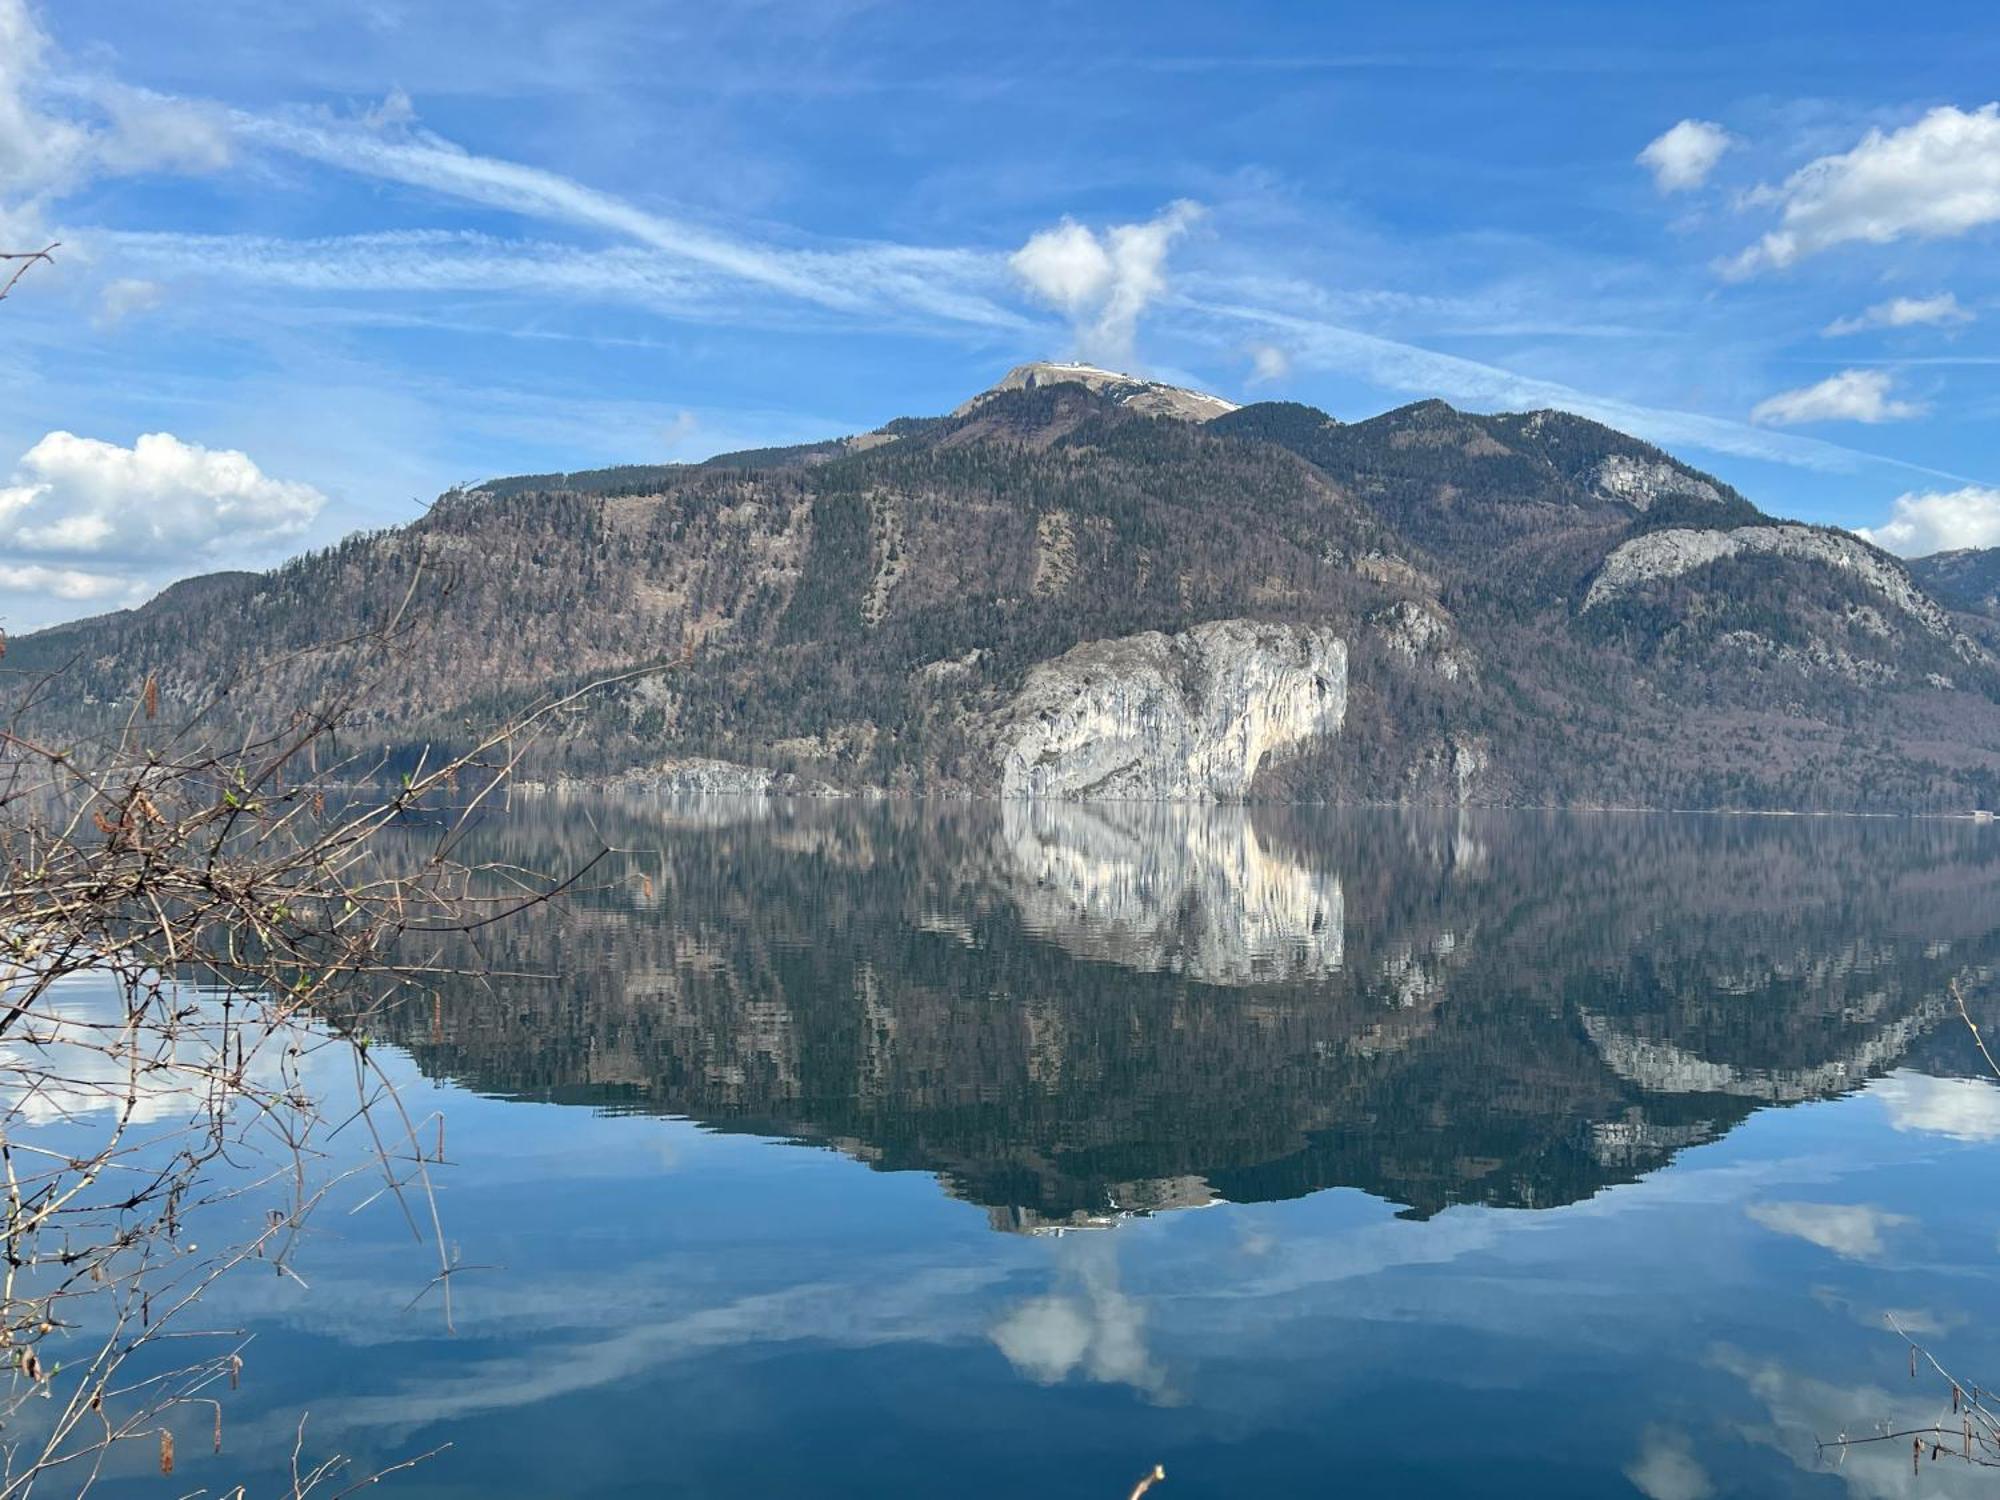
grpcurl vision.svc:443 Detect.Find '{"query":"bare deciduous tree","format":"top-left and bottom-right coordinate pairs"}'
top-left (0, 573), bottom-right (629, 1495)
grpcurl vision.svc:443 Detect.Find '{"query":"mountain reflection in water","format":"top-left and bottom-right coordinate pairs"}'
top-left (383, 800), bottom-right (2000, 1228)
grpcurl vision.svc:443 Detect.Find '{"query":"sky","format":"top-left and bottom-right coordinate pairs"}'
top-left (5, 1), bottom-right (2000, 630)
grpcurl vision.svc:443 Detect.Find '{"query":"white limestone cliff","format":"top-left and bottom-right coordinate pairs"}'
top-left (1583, 523), bottom-right (1986, 661)
top-left (992, 619), bottom-right (1347, 801)
top-left (993, 800), bottom-right (1344, 984)
top-left (1589, 454), bottom-right (1724, 511)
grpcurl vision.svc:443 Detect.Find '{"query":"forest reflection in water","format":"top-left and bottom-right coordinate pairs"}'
top-left (73, 798), bottom-right (2000, 1500)
top-left (384, 798), bottom-right (2000, 1228)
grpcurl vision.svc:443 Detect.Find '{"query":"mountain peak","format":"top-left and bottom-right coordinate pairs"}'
top-left (954, 362), bottom-right (1239, 423)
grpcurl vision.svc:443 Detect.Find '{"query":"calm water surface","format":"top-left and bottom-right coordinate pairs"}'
top-left (93, 802), bottom-right (2000, 1497)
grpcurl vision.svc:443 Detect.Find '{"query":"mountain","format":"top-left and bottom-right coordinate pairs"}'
top-left (1910, 546), bottom-right (2000, 620)
top-left (9, 367), bottom-right (2000, 812)
top-left (952, 360), bottom-right (1239, 422)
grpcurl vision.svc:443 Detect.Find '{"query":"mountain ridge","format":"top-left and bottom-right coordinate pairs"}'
top-left (9, 368), bottom-right (2000, 813)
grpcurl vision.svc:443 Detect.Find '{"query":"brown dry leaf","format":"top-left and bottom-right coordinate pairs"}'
top-left (159, 1429), bottom-right (174, 1475)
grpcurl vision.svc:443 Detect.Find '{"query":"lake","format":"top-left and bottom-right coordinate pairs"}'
top-left (82, 800), bottom-right (2000, 1497)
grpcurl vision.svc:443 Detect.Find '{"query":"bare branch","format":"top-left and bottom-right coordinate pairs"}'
top-left (0, 244), bottom-right (58, 304)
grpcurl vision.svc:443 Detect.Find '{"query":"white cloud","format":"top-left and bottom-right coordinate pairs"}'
top-left (991, 1295), bottom-right (1092, 1383)
top-left (1009, 220), bottom-right (1113, 318)
top-left (0, 0), bottom-right (232, 241)
top-left (1749, 369), bottom-right (1923, 426)
top-left (93, 275), bottom-right (162, 326)
top-left (1726, 103), bottom-right (2000, 275)
top-left (1856, 486), bottom-right (2000, 555)
top-left (90, 83), bottom-right (232, 176)
top-left (230, 113), bottom-right (1024, 332)
top-left (0, 430), bottom-right (323, 563)
top-left (988, 1243), bottom-right (1171, 1401)
top-left (1874, 1072), bottom-right (2000, 1137)
top-left (1638, 119), bottom-right (1734, 193)
top-left (1011, 201), bottom-right (1202, 367)
top-left (1714, 1346), bottom-right (1997, 1500)
top-left (1824, 292), bottom-right (1974, 337)
top-left (1745, 1201), bottom-right (1910, 1260)
top-left (0, 0), bottom-right (86, 235)
top-left (1624, 1427), bottom-right (1714, 1500)
top-left (361, 86), bottom-right (416, 132)
top-left (0, 10), bottom-right (1026, 339)
top-left (1246, 342), bottom-right (1292, 385)
top-left (0, 561), bottom-right (130, 602)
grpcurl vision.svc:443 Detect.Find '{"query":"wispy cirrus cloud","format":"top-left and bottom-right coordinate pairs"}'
top-left (221, 112), bottom-right (1026, 332)
top-left (1824, 292), bottom-right (1973, 337)
top-left (0, 0), bottom-right (231, 239)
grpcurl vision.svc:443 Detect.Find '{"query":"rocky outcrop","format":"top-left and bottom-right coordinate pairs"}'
top-left (954, 362), bottom-right (1238, 422)
top-left (1373, 599), bottom-right (1475, 682)
top-left (1588, 454), bottom-right (1724, 511)
top-left (993, 801), bottom-right (1344, 984)
top-left (1583, 523), bottom-right (1984, 659)
top-left (992, 619), bottom-right (1347, 801)
top-left (613, 758), bottom-right (844, 798)
top-left (1402, 736), bottom-right (1490, 803)
top-left (1578, 996), bottom-right (1952, 1103)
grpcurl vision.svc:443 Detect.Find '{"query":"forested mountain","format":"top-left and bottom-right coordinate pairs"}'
top-left (1910, 546), bottom-right (2000, 621)
top-left (10, 363), bottom-right (2000, 812)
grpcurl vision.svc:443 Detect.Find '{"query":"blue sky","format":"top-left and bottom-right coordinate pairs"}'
top-left (5, 0), bottom-right (2000, 629)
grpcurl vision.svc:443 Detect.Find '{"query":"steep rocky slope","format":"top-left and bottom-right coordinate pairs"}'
top-left (9, 370), bottom-right (2000, 811)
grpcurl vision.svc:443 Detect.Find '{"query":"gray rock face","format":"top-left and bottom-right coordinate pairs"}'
top-left (1584, 523), bottom-right (1987, 661)
top-left (993, 801), bottom-right (1344, 984)
top-left (1373, 599), bottom-right (1475, 682)
top-left (1589, 454), bottom-right (1723, 511)
top-left (955, 362), bottom-right (1238, 423)
top-left (614, 758), bottom-right (843, 798)
top-left (992, 619), bottom-right (1348, 801)
top-left (1579, 999), bottom-right (1947, 1104)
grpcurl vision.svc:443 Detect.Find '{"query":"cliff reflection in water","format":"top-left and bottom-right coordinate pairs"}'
top-left (386, 799), bottom-right (2000, 1229)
